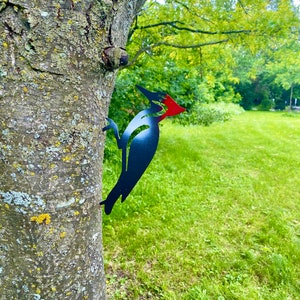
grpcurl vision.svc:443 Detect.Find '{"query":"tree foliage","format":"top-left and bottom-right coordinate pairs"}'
top-left (266, 41), bottom-right (300, 108)
top-left (108, 0), bottom-right (300, 126)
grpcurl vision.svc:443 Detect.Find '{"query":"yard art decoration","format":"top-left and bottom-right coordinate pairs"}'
top-left (100, 85), bottom-right (185, 214)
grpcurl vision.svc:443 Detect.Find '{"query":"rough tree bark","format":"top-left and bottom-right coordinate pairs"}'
top-left (0, 0), bottom-right (145, 299)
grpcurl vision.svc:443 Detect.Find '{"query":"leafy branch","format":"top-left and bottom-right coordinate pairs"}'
top-left (129, 20), bottom-right (252, 39)
top-left (137, 21), bottom-right (252, 35)
top-left (124, 39), bottom-right (229, 68)
top-left (127, 17), bottom-right (254, 67)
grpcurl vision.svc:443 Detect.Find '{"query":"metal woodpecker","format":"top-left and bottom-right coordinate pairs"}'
top-left (100, 85), bottom-right (185, 214)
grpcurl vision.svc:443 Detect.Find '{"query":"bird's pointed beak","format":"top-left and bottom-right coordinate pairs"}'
top-left (162, 95), bottom-right (185, 117)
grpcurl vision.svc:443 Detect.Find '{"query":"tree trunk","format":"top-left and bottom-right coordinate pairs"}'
top-left (0, 1), bottom-right (145, 298)
top-left (289, 83), bottom-right (294, 111)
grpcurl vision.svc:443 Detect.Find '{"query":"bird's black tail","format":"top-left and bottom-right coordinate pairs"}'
top-left (100, 180), bottom-right (124, 214)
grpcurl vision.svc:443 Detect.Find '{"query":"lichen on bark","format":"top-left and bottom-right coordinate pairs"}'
top-left (0, 0), bottom-right (146, 298)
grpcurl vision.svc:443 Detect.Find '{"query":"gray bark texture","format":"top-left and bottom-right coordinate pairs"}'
top-left (0, 0), bottom-right (145, 299)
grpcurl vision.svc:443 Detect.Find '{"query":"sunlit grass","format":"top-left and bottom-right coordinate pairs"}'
top-left (102, 111), bottom-right (300, 299)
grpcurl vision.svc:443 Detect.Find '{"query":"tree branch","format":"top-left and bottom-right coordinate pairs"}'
top-left (123, 39), bottom-right (229, 68)
top-left (129, 21), bottom-right (185, 40)
top-left (155, 39), bottom-right (229, 48)
top-left (173, 0), bottom-right (215, 24)
top-left (136, 20), bottom-right (185, 30)
top-left (237, 0), bottom-right (250, 15)
top-left (133, 20), bottom-right (252, 35)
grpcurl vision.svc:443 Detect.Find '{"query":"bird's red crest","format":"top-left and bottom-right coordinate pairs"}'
top-left (159, 95), bottom-right (185, 120)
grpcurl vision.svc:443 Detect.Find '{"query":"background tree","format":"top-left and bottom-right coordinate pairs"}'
top-left (266, 41), bottom-right (300, 110)
top-left (0, 0), bottom-right (145, 299)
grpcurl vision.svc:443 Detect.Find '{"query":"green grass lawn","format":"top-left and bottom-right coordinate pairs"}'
top-left (102, 111), bottom-right (300, 299)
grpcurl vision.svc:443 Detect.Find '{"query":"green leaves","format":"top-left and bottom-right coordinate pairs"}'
top-left (266, 41), bottom-right (300, 91)
top-left (129, 0), bottom-right (299, 63)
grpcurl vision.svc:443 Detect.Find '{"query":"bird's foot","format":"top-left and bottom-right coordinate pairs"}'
top-left (99, 199), bottom-right (114, 215)
top-left (102, 118), bottom-right (118, 132)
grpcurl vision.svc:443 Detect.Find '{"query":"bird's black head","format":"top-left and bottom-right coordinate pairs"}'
top-left (136, 85), bottom-right (166, 113)
top-left (136, 85), bottom-right (185, 120)
top-left (136, 85), bottom-right (166, 101)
